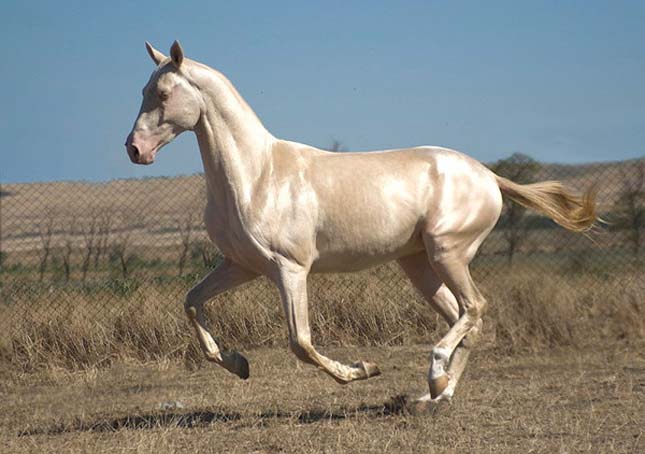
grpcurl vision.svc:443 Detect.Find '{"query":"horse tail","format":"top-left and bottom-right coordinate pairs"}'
top-left (494, 175), bottom-right (599, 233)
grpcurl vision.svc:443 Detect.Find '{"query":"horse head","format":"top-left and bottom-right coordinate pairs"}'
top-left (125, 41), bottom-right (202, 165)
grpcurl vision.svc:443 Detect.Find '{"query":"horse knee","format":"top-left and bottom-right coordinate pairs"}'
top-left (461, 318), bottom-right (483, 349)
top-left (464, 295), bottom-right (486, 320)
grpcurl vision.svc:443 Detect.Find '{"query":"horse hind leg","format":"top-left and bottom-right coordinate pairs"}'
top-left (398, 253), bottom-right (459, 325)
top-left (425, 249), bottom-right (487, 399)
top-left (398, 253), bottom-right (482, 402)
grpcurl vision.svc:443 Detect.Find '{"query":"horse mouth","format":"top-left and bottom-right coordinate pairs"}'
top-left (138, 153), bottom-right (156, 165)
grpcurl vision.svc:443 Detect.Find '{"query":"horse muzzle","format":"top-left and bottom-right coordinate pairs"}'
top-left (125, 133), bottom-right (156, 165)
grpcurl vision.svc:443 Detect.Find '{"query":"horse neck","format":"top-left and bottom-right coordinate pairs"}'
top-left (192, 68), bottom-right (273, 212)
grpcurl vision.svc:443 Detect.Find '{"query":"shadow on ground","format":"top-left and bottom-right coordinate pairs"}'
top-left (18, 410), bottom-right (241, 436)
top-left (256, 394), bottom-right (413, 424)
top-left (17, 395), bottom-right (424, 437)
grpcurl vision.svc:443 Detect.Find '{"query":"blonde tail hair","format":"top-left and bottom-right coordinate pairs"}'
top-left (495, 176), bottom-right (599, 233)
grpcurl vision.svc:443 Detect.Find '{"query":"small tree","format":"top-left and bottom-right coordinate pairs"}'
top-left (111, 230), bottom-right (133, 280)
top-left (191, 239), bottom-right (221, 269)
top-left (492, 153), bottom-right (541, 264)
top-left (328, 139), bottom-right (346, 152)
top-left (177, 212), bottom-right (194, 276)
top-left (93, 209), bottom-right (113, 270)
top-left (79, 211), bottom-right (98, 282)
top-left (614, 160), bottom-right (645, 256)
top-left (58, 217), bottom-right (76, 282)
top-left (38, 214), bottom-right (55, 281)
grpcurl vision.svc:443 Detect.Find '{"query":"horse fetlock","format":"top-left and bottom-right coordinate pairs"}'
top-left (203, 348), bottom-right (223, 364)
top-left (330, 373), bottom-right (352, 385)
top-left (185, 305), bottom-right (198, 320)
top-left (431, 347), bottom-right (450, 372)
top-left (289, 339), bottom-right (317, 364)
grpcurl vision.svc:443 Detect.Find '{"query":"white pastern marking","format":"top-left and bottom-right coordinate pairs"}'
top-left (430, 347), bottom-right (450, 377)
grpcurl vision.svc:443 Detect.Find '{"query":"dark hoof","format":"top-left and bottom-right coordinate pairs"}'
top-left (429, 374), bottom-right (449, 399)
top-left (234, 352), bottom-right (250, 380)
top-left (222, 351), bottom-right (250, 379)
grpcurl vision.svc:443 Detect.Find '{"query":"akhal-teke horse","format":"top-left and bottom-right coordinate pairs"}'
top-left (125, 41), bottom-right (598, 408)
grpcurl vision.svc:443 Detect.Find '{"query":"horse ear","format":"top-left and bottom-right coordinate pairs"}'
top-left (170, 40), bottom-right (184, 67)
top-left (145, 41), bottom-right (165, 65)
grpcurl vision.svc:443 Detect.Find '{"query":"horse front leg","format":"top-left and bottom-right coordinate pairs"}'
top-left (275, 264), bottom-right (381, 384)
top-left (184, 258), bottom-right (258, 378)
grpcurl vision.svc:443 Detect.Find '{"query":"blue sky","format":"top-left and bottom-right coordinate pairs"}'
top-left (2, 1), bottom-right (644, 183)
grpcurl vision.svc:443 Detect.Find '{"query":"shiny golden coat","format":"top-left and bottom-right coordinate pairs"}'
top-left (126, 41), bottom-right (598, 405)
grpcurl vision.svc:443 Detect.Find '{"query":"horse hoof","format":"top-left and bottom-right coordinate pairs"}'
top-left (429, 374), bottom-right (449, 399)
top-left (222, 351), bottom-right (250, 379)
top-left (234, 352), bottom-right (250, 379)
top-left (354, 361), bottom-right (381, 379)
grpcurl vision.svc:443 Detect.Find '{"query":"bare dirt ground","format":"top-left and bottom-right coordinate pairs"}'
top-left (2, 343), bottom-right (644, 453)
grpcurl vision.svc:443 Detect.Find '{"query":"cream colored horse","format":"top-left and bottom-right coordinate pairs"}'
top-left (126, 41), bottom-right (598, 405)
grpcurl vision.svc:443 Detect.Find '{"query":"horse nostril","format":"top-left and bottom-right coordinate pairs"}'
top-left (131, 144), bottom-right (140, 160)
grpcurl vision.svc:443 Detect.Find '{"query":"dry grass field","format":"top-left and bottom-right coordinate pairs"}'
top-left (1, 268), bottom-right (643, 452)
top-left (2, 344), bottom-right (644, 453)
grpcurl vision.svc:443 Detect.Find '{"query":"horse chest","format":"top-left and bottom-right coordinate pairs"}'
top-left (203, 205), bottom-right (270, 272)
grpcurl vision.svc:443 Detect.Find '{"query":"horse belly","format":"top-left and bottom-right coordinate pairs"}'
top-left (310, 161), bottom-right (433, 272)
top-left (311, 210), bottom-right (425, 273)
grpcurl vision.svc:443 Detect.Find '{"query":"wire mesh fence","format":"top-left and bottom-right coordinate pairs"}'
top-left (1, 154), bottom-right (643, 349)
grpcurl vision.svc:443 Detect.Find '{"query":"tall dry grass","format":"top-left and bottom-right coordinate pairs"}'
top-left (488, 271), bottom-right (644, 352)
top-left (1, 266), bottom-right (643, 372)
